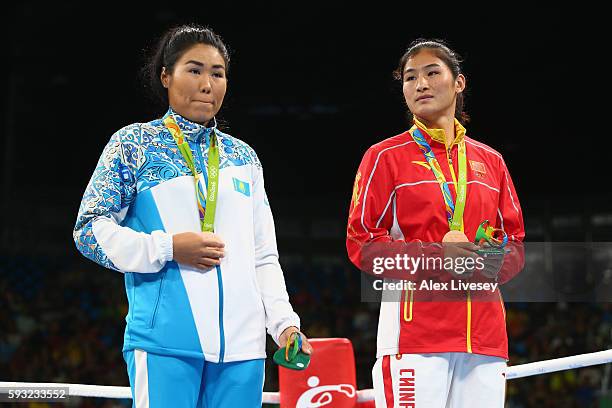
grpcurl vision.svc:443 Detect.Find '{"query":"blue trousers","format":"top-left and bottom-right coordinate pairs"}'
top-left (124, 349), bottom-right (265, 407)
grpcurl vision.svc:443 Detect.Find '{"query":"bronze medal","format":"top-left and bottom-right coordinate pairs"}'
top-left (442, 230), bottom-right (469, 243)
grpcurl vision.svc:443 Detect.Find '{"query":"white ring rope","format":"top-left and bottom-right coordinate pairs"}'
top-left (1, 349), bottom-right (610, 403)
top-left (503, 349), bottom-right (612, 380)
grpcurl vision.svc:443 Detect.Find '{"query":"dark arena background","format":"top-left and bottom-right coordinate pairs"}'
top-left (1, 3), bottom-right (610, 407)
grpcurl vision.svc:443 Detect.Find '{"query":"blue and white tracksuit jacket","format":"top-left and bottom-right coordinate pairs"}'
top-left (74, 108), bottom-right (300, 363)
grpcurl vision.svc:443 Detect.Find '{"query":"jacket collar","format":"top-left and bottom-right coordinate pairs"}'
top-left (163, 107), bottom-right (218, 142)
top-left (411, 116), bottom-right (466, 147)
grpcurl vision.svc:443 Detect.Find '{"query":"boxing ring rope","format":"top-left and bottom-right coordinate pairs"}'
top-left (1, 349), bottom-right (611, 404)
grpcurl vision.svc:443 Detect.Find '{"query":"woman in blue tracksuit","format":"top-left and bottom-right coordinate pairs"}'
top-left (74, 24), bottom-right (312, 407)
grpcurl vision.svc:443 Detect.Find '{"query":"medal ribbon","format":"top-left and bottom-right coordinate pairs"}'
top-left (411, 127), bottom-right (467, 231)
top-left (163, 116), bottom-right (219, 232)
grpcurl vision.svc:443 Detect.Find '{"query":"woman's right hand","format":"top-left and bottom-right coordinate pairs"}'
top-left (172, 232), bottom-right (225, 270)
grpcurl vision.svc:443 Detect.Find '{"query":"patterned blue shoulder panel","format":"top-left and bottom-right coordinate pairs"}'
top-left (130, 121), bottom-right (262, 192)
top-left (130, 119), bottom-right (193, 192)
top-left (216, 130), bottom-right (262, 171)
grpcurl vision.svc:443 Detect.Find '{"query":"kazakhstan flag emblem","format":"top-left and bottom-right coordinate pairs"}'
top-left (232, 177), bottom-right (251, 197)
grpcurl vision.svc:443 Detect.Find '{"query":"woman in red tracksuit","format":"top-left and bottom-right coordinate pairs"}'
top-left (346, 39), bottom-right (525, 407)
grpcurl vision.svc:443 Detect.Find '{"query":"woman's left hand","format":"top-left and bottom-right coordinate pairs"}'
top-left (278, 326), bottom-right (313, 355)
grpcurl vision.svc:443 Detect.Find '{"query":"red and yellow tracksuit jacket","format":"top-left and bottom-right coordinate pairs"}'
top-left (346, 118), bottom-right (525, 360)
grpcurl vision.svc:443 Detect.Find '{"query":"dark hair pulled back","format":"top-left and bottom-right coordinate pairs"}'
top-left (394, 39), bottom-right (469, 124)
top-left (142, 24), bottom-right (230, 106)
